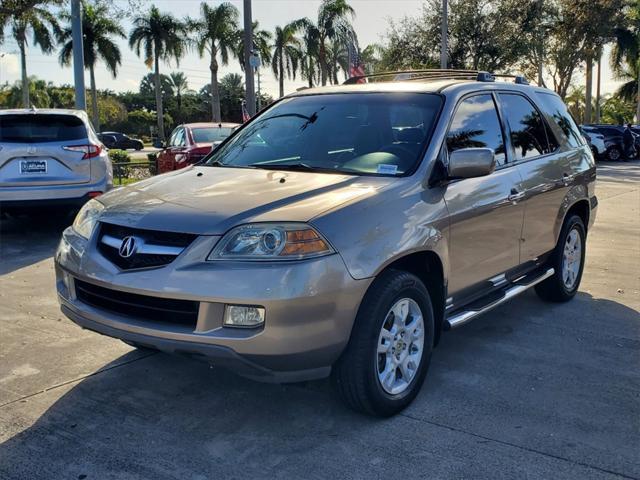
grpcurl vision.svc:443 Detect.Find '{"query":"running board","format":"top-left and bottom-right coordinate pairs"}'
top-left (445, 268), bottom-right (555, 330)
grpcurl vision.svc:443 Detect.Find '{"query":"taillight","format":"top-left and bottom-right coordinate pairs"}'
top-left (62, 144), bottom-right (102, 159)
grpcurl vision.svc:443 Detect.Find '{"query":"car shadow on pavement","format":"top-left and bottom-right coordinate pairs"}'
top-left (0, 213), bottom-right (72, 275)
top-left (0, 290), bottom-right (638, 479)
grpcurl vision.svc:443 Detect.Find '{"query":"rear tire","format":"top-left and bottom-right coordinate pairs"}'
top-left (606, 146), bottom-right (622, 161)
top-left (332, 270), bottom-right (434, 417)
top-left (535, 214), bottom-right (586, 303)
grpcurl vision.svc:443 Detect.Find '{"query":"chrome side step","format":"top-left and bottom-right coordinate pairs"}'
top-left (445, 268), bottom-right (555, 330)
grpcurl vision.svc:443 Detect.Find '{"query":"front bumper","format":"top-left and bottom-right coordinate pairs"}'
top-left (55, 227), bottom-right (371, 383)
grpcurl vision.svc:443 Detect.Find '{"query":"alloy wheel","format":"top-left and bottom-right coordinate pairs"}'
top-left (562, 228), bottom-right (582, 290)
top-left (376, 298), bottom-right (425, 395)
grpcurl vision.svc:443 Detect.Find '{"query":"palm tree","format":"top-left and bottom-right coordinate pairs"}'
top-left (236, 20), bottom-right (272, 69)
top-left (325, 39), bottom-right (348, 84)
top-left (300, 21), bottom-right (320, 88)
top-left (140, 72), bottom-right (173, 98)
top-left (58, 3), bottom-right (125, 131)
top-left (167, 71), bottom-right (192, 123)
top-left (271, 21), bottom-right (304, 97)
top-left (1, 3), bottom-right (60, 107)
top-left (190, 2), bottom-right (239, 122)
top-left (308, 0), bottom-right (356, 86)
top-left (611, 5), bottom-right (639, 121)
top-left (129, 6), bottom-right (187, 142)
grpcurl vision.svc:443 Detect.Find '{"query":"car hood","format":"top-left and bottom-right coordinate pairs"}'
top-left (97, 165), bottom-right (389, 235)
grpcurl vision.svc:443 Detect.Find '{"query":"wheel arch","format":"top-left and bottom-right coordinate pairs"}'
top-left (375, 250), bottom-right (447, 347)
top-left (558, 198), bottom-right (590, 240)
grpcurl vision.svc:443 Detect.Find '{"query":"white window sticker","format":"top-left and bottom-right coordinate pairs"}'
top-left (377, 164), bottom-right (398, 175)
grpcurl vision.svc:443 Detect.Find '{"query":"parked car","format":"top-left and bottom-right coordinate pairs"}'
top-left (156, 122), bottom-right (239, 174)
top-left (582, 124), bottom-right (639, 161)
top-left (0, 108), bottom-right (112, 214)
top-left (580, 127), bottom-right (606, 160)
top-left (97, 131), bottom-right (144, 151)
top-left (55, 71), bottom-right (597, 416)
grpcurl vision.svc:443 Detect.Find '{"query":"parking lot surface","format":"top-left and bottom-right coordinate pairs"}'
top-left (0, 161), bottom-right (638, 480)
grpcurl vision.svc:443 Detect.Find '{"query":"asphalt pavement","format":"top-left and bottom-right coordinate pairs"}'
top-left (0, 161), bottom-right (638, 479)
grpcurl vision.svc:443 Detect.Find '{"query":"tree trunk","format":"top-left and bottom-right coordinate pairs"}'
top-left (595, 54), bottom-right (601, 123)
top-left (177, 93), bottom-right (182, 124)
top-left (89, 64), bottom-right (100, 132)
top-left (154, 52), bottom-right (165, 142)
top-left (319, 42), bottom-right (327, 86)
top-left (584, 56), bottom-right (592, 124)
top-left (308, 57), bottom-right (313, 88)
top-left (279, 54), bottom-right (284, 98)
top-left (210, 57), bottom-right (221, 122)
top-left (18, 37), bottom-right (29, 108)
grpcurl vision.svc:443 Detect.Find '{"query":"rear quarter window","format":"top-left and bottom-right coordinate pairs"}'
top-left (0, 114), bottom-right (87, 143)
top-left (535, 93), bottom-right (585, 149)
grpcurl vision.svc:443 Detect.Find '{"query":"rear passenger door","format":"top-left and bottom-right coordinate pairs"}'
top-left (443, 93), bottom-right (526, 298)
top-left (498, 92), bottom-right (579, 262)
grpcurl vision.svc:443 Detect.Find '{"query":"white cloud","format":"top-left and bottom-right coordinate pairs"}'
top-left (0, 53), bottom-right (20, 81)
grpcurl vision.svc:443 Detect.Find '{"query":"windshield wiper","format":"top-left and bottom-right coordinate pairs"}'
top-left (252, 163), bottom-right (342, 174)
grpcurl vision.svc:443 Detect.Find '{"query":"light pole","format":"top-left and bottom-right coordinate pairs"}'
top-left (440, 0), bottom-right (448, 69)
top-left (0, 53), bottom-right (5, 88)
top-left (243, 0), bottom-right (256, 116)
top-left (71, 0), bottom-right (86, 110)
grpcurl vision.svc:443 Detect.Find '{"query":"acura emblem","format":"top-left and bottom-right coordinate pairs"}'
top-left (118, 236), bottom-right (137, 258)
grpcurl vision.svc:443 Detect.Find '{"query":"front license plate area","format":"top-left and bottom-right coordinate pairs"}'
top-left (20, 160), bottom-right (48, 174)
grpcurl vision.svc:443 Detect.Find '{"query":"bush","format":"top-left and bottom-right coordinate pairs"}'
top-left (109, 149), bottom-right (130, 163)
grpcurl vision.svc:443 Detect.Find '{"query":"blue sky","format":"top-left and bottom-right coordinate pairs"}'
top-left (0, 0), bottom-right (622, 99)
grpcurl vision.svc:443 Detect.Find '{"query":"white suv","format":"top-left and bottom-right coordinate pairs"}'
top-left (0, 108), bottom-right (112, 214)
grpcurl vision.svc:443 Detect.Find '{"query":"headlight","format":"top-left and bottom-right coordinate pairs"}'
top-left (208, 223), bottom-right (334, 261)
top-left (72, 199), bottom-right (104, 239)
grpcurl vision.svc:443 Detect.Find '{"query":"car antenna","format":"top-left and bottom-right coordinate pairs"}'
top-left (218, 122), bottom-right (222, 128)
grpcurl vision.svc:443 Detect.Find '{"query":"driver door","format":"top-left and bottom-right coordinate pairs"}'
top-left (158, 128), bottom-right (184, 173)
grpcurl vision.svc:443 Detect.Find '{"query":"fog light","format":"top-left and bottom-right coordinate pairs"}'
top-left (223, 305), bottom-right (265, 328)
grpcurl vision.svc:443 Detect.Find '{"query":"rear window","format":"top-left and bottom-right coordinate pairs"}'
top-left (0, 114), bottom-right (87, 143)
top-left (536, 93), bottom-right (585, 148)
top-left (192, 127), bottom-right (234, 143)
top-left (499, 93), bottom-right (558, 160)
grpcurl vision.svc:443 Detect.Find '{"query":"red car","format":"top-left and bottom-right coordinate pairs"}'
top-left (156, 122), bottom-right (239, 174)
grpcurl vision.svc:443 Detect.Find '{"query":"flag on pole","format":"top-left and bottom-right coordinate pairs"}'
top-left (348, 43), bottom-right (366, 83)
top-left (241, 100), bottom-right (251, 123)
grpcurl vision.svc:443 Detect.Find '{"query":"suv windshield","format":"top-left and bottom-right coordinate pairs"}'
top-left (205, 93), bottom-right (442, 175)
top-left (192, 127), bottom-right (234, 143)
top-left (0, 114), bottom-right (87, 143)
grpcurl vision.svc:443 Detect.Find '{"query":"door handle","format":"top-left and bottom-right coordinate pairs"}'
top-left (562, 173), bottom-right (574, 186)
top-left (508, 188), bottom-right (525, 203)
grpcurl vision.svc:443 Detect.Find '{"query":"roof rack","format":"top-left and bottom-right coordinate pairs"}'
top-left (343, 69), bottom-right (530, 86)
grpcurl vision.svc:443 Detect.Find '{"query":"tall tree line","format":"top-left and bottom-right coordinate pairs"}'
top-left (1, 0), bottom-right (637, 137)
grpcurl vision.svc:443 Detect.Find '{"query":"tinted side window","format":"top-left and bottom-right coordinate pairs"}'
top-left (499, 94), bottom-right (554, 160)
top-left (536, 92), bottom-right (585, 148)
top-left (447, 94), bottom-right (506, 166)
top-left (0, 114), bottom-right (87, 143)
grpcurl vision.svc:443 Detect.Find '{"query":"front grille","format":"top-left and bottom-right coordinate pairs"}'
top-left (74, 279), bottom-right (199, 327)
top-left (98, 222), bottom-right (197, 270)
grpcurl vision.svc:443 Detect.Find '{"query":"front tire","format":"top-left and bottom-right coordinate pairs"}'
top-left (535, 214), bottom-right (586, 302)
top-left (332, 270), bottom-right (434, 417)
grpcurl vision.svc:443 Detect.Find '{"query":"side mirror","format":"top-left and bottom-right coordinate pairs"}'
top-left (153, 139), bottom-right (165, 149)
top-left (448, 148), bottom-right (496, 179)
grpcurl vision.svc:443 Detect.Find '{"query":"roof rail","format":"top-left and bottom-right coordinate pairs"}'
top-left (343, 69), bottom-right (529, 86)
